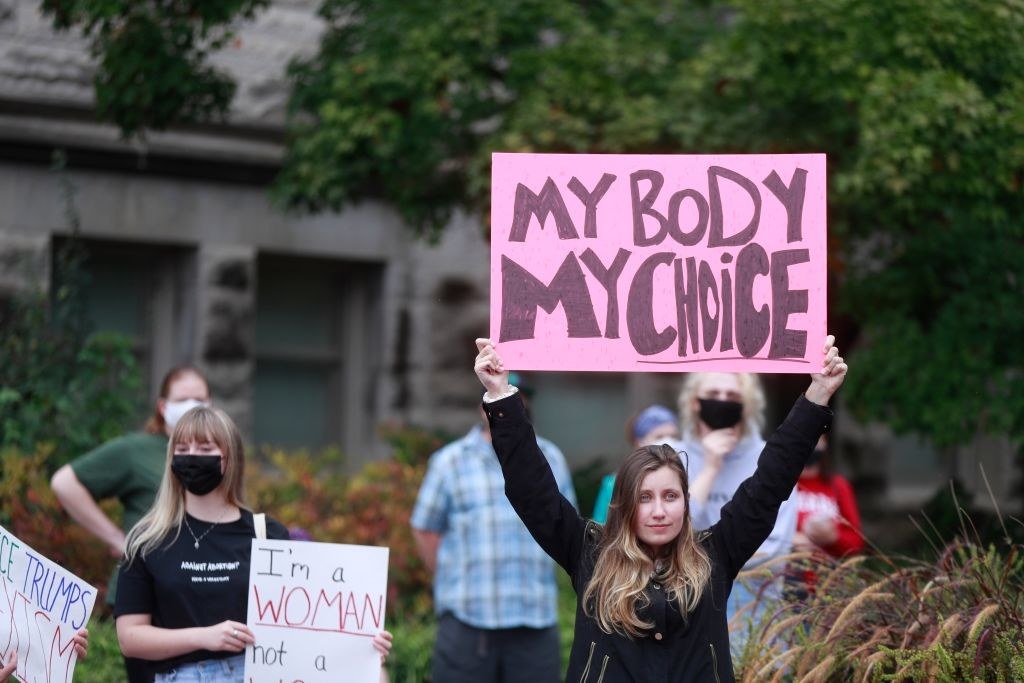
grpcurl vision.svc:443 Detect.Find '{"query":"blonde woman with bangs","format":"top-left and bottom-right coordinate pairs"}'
top-left (114, 406), bottom-right (393, 682)
top-left (473, 337), bottom-right (847, 683)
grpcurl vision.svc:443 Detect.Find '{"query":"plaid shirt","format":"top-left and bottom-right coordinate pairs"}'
top-left (411, 424), bottom-right (577, 629)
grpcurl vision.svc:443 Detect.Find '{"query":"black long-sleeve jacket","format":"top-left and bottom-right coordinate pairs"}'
top-left (485, 392), bottom-right (832, 682)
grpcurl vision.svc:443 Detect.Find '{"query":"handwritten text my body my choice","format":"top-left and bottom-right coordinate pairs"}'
top-left (498, 164), bottom-right (815, 363)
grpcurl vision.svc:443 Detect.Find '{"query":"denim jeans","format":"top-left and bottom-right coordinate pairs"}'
top-left (154, 654), bottom-right (245, 683)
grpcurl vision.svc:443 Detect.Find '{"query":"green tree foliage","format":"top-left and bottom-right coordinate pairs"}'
top-left (666, 0), bottom-right (1024, 448)
top-left (41, 0), bottom-right (269, 136)
top-left (275, 0), bottom-right (725, 238)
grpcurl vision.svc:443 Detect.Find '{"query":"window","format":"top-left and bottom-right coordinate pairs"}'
top-left (53, 237), bottom-right (196, 408)
top-left (253, 255), bottom-right (382, 455)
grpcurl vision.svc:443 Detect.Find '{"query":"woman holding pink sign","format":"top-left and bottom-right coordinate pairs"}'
top-left (473, 335), bottom-right (846, 682)
top-left (114, 406), bottom-right (393, 682)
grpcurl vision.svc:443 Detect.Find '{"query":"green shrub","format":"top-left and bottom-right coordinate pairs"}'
top-left (72, 614), bottom-right (126, 680)
top-left (386, 608), bottom-right (437, 683)
top-left (0, 445), bottom-right (117, 607)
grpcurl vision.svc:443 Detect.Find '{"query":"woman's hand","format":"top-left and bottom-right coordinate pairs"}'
top-left (207, 620), bottom-right (253, 653)
top-left (373, 630), bottom-right (393, 662)
top-left (1, 650), bottom-right (16, 682)
top-left (803, 513), bottom-right (839, 546)
top-left (805, 335), bottom-right (848, 406)
top-left (792, 530), bottom-right (816, 553)
top-left (72, 627), bottom-right (89, 659)
top-left (474, 338), bottom-right (510, 399)
top-left (0, 628), bottom-right (87, 682)
top-left (700, 427), bottom-right (739, 471)
top-left (689, 427), bottom-right (738, 507)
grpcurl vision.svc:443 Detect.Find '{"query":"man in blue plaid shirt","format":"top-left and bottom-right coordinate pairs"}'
top-left (411, 375), bottom-right (577, 683)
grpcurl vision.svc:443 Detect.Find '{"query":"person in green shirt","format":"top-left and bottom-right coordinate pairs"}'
top-left (50, 365), bottom-right (209, 683)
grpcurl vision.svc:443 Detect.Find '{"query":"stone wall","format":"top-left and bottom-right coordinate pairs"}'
top-left (197, 245), bottom-right (257, 437)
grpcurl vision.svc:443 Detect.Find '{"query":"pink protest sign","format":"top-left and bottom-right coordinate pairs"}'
top-left (489, 152), bottom-right (827, 372)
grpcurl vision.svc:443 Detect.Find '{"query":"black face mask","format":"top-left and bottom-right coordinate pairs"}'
top-left (171, 455), bottom-right (224, 495)
top-left (806, 449), bottom-right (826, 466)
top-left (697, 398), bottom-right (743, 430)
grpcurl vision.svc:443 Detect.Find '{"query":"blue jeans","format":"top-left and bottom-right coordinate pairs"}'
top-left (154, 654), bottom-right (245, 683)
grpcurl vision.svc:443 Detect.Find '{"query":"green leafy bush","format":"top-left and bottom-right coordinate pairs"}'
top-left (0, 446), bottom-right (118, 606)
top-left (385, 608), bottom-right (437, 683)
top-left (72, 614), bottom-right (127, 680)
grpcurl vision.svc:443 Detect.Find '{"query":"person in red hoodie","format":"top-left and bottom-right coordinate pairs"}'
top-left (791, 434), bottom-right (864, 593)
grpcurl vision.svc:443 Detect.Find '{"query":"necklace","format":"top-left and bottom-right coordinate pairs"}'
top-left (183, 509), bottom-right (230, 549)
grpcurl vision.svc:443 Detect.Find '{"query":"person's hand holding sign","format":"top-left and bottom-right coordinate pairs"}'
top-left (475, 338), bottom-right (511, 399)
top-left (804, 335), bottom-right (847, 406)
top-left (0, 650), bottom-right (16, 682)
top-left (0, 628), bottom-right (88, 682)
top-left (373, 630), bottom-right (393, 682)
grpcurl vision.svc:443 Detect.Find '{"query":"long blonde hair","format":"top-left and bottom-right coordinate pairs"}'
top-left (583, 444), bottom-right (712, 637)
top-left (125, 406), bottom-right (249, 562)
top-left (677, 372), bottom-right (766, 439)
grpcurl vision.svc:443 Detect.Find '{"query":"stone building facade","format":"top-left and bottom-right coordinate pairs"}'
top-left (0, 0), bottom-right (496, 467)
top-left (1, 0), bottom-right (1016, 523)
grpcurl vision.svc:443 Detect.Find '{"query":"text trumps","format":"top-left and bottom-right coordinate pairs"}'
top-left (0, 524), bottom-right (95, 683)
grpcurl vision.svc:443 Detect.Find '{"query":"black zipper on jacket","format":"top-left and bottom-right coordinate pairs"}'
top-left (709, 643), bottom-right (722, 683)
top-left (596, 654), bottom-right (608, 682)
top-left (579, 641), bottom-right (596, 683)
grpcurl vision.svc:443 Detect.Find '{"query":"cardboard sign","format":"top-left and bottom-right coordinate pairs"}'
top-left (490, 153), bottom-right (827, 372)
top-left (245, 540), bottom-right (389, 683)
top-left (0, 524), bottom-right (95, 683)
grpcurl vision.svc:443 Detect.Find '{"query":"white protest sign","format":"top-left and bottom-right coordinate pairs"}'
top-left (245, 540), bottom-right (389, 683)
top-left (0, 524), bottom-right (96, 683)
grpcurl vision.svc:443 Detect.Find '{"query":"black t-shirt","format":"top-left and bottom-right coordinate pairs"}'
top-left (115, 509), bottom-right (290, 672)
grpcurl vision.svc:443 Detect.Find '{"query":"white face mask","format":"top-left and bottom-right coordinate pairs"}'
top-left (163, 398), bottom-right (207, 431)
